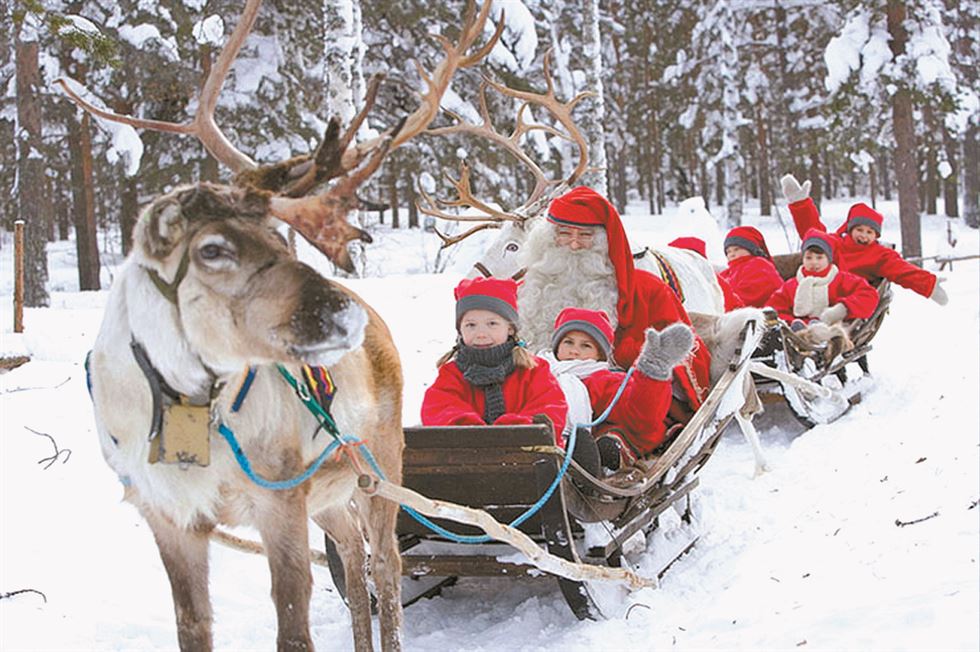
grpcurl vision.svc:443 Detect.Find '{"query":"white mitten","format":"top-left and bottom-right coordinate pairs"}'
top-left (636, 323), bottom-right (695, 381)
top-left (780, 174), bottom-right (811, 204)
top-left (819, 303), bottom-right (848, 324)
top-left (930, 277), bottom-right (948, 306)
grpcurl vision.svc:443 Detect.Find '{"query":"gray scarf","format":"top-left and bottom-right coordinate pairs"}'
top-left (455, 338), bottom-right (517, 424)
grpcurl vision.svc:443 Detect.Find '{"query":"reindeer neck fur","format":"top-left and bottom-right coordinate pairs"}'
top-left (124, 252), bottom-right (217, 399)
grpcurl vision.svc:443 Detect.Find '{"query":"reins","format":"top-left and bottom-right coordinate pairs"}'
top-left (219, 361), bottom-right (637, 545)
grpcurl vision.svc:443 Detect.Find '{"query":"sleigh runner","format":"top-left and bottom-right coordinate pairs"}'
top-left (750, 252), bottom-right (894, 428)
top-left (324, 317), bottom-right (766, 619)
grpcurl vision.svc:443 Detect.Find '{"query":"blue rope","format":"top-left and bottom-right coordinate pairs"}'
top-left (218, 423), bottom-right (354, 491)
top-left (218, 363), bottom-right (636, 545)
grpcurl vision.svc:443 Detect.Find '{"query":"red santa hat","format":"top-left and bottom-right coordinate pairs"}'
top-left (550, 307), bottom-right (614, 361)
top-left (801, 228), bottom-right (837, 261)
top-left (837, 202), bottom-right (884, 237)
top-left (668, 236), bottom-right (707, 259)
top-left (546, 186), bottom-right (639, 327)
top-left (724, 226), bottom-right (772, 259)
top-left (454, 277), bottom-right (519, 330)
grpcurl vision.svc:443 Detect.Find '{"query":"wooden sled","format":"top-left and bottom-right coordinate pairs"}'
top-left (751, 278), bottom-right (893, 428)
top-left (324, 320), bottom-right (766, 619)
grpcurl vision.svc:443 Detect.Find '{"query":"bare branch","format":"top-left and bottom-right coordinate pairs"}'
top-left (25, 426), bottom-right (72, 470)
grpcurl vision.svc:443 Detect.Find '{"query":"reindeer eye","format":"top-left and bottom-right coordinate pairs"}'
top-left (200, 244), bottom-right (224, 260)
top-left (199, 242), bottom-right (236, 263)
top-left (505, 242), bottom-right (519, 253)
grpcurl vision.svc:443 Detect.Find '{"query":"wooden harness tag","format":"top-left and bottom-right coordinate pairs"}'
top-left (148, 403), bottom-right (211, 467)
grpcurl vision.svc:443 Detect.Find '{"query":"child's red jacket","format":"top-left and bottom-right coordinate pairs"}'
top-left (765, 266), bottom-right (879, 323)
top-left (582, 368), bottom-right (673, 455)
top-left (718, 255), bottom-right (784, 308)
top-left (421, 357), bottom-right (567, 444)
top-left (789, 197), bottom-right (937, 297)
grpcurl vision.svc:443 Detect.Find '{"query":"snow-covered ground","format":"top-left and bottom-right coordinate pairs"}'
top-left (1, 197), bottom-right (977, 651)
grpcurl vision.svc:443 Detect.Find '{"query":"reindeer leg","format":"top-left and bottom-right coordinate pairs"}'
top-left (365, 494), bottom-right (403, 652)
top-left (257, 488), bottom-right (314, 652)
top-left (142, 509), bottom-right (214, 651)
top-left (313, 507), bottom-right (374, 652)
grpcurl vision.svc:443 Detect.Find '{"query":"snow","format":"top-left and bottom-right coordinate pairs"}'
top-left (192, 15), bottom-right (225, 47)
top-left (1, 197), bottom-right (978, 650)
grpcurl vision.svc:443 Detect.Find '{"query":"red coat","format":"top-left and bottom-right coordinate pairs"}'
top-left (765, 267), bottom-right (879, 323)
top-left (613, 271), bottom-right (711, 411)
top-left (717, 273), bottom-right (746, 311)
top-left (583, 368), bottom-right (673, 455)
top-left (421, 356), bottom-right (567, 444)
top-left (718, 255), bottom-right (784, 308)
top-left (789, 197), bottom-right (937, 297)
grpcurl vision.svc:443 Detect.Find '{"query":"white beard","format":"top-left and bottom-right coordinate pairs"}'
top-left (517, 222), bottom-right (619, 352)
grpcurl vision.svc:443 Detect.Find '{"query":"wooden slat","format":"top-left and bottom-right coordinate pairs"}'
top-left (404, 424), bottom-right (554, 449)
top-left (401, 554), bottom-right (549, 577)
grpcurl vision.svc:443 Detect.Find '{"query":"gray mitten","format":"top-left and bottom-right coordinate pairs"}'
top-left (930, 277), bottom-right (948, 306)
top-left (819, 303), bottom-right (848, 324)
top-left (780, 174), bottom-right (811, 204)
top-left (636, 323), bottom-right (695, 381)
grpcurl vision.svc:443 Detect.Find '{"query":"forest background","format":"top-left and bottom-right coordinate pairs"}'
top-left (3, 0), bottom-right (978, 304)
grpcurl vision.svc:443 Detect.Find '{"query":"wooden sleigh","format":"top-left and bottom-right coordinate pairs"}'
top-left (752, 252), bottom-right (894, 427)
top-left (324, 320), bottom-right (766, 619)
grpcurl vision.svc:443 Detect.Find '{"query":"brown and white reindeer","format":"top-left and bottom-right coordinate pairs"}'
top-left (65, 1), bottom-right (501, 650)
top-left (416, 59), bottom-right (725, 317)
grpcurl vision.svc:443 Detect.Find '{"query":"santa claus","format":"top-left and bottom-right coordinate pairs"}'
top-left (517, 186), bottom-right (712, 413)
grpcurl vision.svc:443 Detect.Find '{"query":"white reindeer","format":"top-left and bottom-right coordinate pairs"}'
top-left (65, 2), bottom-right (501, 649)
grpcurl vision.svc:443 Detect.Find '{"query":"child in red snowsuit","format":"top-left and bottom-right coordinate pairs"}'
top-left (766, 229), bottom-right (879, 327)
top-left (668, 236), bottom-right (745, 311)
top-left (781, 174), bottom-right (948, 305)
top-left (718, 226), bottom-right (784, 308)
top-left (421, 277), bottom-right (567, 444)
top-left (541, 307), bottom-right (696, 470)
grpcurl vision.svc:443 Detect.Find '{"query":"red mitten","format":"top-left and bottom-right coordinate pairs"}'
top-left (453, 413), bottom-right (486, 426)
top-left (493, 413), bottom-right (534, 426)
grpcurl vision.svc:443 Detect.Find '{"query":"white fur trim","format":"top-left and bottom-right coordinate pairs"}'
top-left (540, 351), bottom-right (608, 438)
top-left (793, 265), bottom-right (838, 318)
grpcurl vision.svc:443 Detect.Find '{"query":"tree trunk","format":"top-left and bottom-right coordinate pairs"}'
top-left (714, 164), bottom-right (724, 209)
top-left (923, 106), bottom-right (938, 215)
top-left (324, 0), bottom-right (360, 128)
top-left (388, 164), bottom-right (399, 229)
top-left (407, 178), bottom-right (419, 229)
top-left (870, 162), bottom-right (878, 209)
top-left (880, 150), bottom-right (892, 201)
top-left (888, 0), bottom-right (922, 259)
top-left (964, 123), bottom-right (979, 228)
top-left (120, 175), bottom-right (139, 255)
top-left (756, 107), bottom-right (771, 216)
top-left (808, 148), bottom-right (822, 212)
top-left (942, 127), bottom-right (959, 217)
top-left (580, 0), bottom-right (608, 195)
top-left (74, 112), bottom-right (101, 290)
top-left (15, 29), bottom-right (49, 306)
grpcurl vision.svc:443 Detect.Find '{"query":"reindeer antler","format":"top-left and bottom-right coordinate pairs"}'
top-left (56, 0), bottom-right (502, 272)
top-left (418, 48), bottom-right (594, 248)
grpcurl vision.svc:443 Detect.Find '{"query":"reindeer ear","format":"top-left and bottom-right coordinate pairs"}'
top-left (134, 189), bottom-right (189, 261)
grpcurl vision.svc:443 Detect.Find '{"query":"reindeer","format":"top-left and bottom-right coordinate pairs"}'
top-left (415, 56), bottom-right (724, 315)
top-left (66, 2), bottom-right (501, 650)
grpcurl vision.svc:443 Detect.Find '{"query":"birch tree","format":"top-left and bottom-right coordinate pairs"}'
top-left (580, 0), bottom-right (607, 195)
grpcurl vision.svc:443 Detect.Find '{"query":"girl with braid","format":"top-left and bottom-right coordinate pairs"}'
top-left (421, 278), bottom-right (567, 444)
